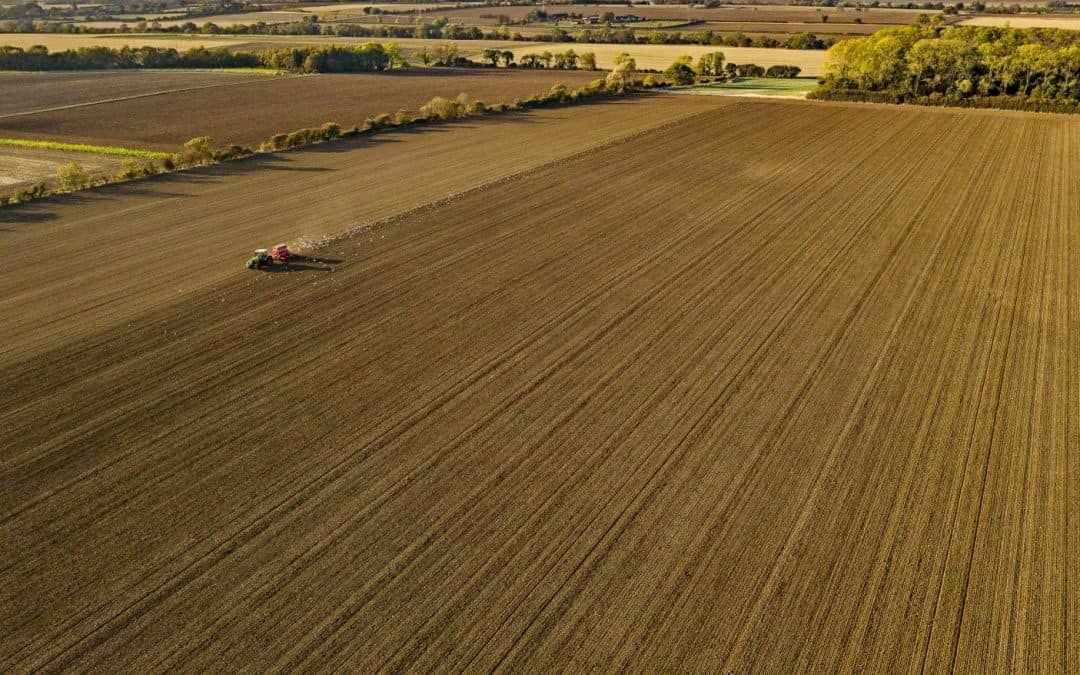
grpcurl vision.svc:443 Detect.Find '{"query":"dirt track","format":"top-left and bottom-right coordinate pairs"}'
top-left (0, 97), bottom-right (1076, 671)
top-left (0, 69), bottom-right (599, 150)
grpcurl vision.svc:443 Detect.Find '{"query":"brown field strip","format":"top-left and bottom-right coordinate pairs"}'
top-left (0, 69), bottom-right (599, 150)
top-left (0, 70), bottom-right (283, 118)
top-left (0, 98), bottom-right (1075, 670)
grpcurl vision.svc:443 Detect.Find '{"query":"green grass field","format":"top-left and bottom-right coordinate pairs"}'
top-left (0, 138), bottom-right (169, 159)
top-left (682, 77), bottom-right (819, 98)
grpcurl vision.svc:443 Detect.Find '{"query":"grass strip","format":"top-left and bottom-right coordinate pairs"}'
top-left (0, 138), bottom-right (168, 159)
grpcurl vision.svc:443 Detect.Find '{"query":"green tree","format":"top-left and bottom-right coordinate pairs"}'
top-left (664, 61), bottom-right (696, 85)
top-left (697, 51), bottom-right (725, 77)
top-left (606, 52), bottom-right (636, 90)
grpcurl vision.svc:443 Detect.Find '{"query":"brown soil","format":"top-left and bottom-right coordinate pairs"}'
top-left (0, 96), bottom-right (1075, 672)
top-left (0, 70), bottom-right (280, 118)
top-left (0, 69), bottom-right (600, 151)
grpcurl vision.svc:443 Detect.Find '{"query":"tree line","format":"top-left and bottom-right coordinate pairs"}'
top-left (662, 52), bottom-right (802, 84)
top-left (0, 43), bottom-right (406, 72)
top-left (0, 16), bottom-right (834, 51)
top-left (813, 18), bottom-right (1080, 110)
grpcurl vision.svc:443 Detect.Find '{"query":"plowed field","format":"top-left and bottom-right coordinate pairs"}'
top-left (0, 70), bottom-right (280, 118)
top-left (0, 69), bottom-right (598, 150)
top-left (0, 97), bottom-right (1076, 671)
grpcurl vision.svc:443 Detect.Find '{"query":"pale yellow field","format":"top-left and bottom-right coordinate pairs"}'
top-left (0, 32), bottom-right (824, 75)
top-left (298, 2), bottom-right (480, 13)
top-left (0, 33), bottom-right (534, 57)
top-left (82, 11), bottom-right (310, 29)
top-left (960, 15), bottom-right (1080, 29)
top-left (0, 34), bottom-right (249, 51)
top-left (504, 42), bottom-right (827, 76)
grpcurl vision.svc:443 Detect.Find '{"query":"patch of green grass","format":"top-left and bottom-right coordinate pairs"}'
top-left (682, 77), bottom-right (818, 98)
top-left (0, 138), bottom-right (168, 159)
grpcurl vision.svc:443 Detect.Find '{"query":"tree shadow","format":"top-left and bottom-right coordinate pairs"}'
top-left (0, 203), bottom-right (59, 224)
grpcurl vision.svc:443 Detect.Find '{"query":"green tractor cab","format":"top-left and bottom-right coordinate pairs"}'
top-left (246, 248), bottom-right (273, 269)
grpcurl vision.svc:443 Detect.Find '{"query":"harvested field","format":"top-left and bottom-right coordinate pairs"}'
top-left (507, 42), bottom-right (828, 74)
top-left (685, 20), bottom-right (885, 36)
top-left (960, 14), bottom-right (1080, 29)
top-left (0, 69), bottom-right (599, 150)
top-left (0, 96), bottom-right (1075, 671)
top-left (0, 32), bottom-right (532, 55)
top-left (81, 11), bottom-right (311, 29)
top-left (0, 33), bottom-right (250, 51)
top-left (0, 70), bottom-right (281, 118)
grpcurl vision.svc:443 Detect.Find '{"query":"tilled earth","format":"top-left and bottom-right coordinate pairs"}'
top-left (0, 97), bottom-right (1075, 671)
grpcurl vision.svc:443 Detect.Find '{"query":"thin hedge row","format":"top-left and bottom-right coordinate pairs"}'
top-left (806, 88), bottom-right (1080, 114)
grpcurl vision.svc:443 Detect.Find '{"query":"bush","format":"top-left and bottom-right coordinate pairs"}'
top-left (320, 122), bottom-right (342, 140)
top-left (735, 63), bottom-right (766, 78)
top-left (664, 62), bottom-right (696, 85)
top-left (183, 135), bottom-right (214, 158)
top-left (264, 133), bottom-right (289, 150)
top-left (765, 64), bottom-right (801, 78)
top-left (213, 144), bottom-right (250, 161)
top-left (117, 157), bottom-right (157, 179)
top-left (57, 161), bottom-right (90, 190)
top-left (419, 95), bottom-right (461, 120)
top-left (393, 109), bottom-right (413, 125)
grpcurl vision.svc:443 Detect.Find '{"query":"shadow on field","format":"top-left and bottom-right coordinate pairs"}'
top-left (0, 203), bottom-right (58, 224)
top-left (259, 254), bottom-right (339, 273)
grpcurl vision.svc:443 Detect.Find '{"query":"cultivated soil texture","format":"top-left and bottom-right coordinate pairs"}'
top-left (1, 97), bottom-right (1076, 671)
top-left (0, 68), bottom-right (599, 150)
top-left (0, 70), bottom-right (280, 118)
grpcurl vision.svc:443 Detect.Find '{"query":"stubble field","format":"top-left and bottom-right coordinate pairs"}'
top-left (0, 96), bottom-right (1075, 671)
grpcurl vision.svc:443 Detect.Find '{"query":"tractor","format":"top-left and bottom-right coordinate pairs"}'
top-left (246, 244), bottom-right (292, 269)
top-left (247, 249), bottom-right (273, 269)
